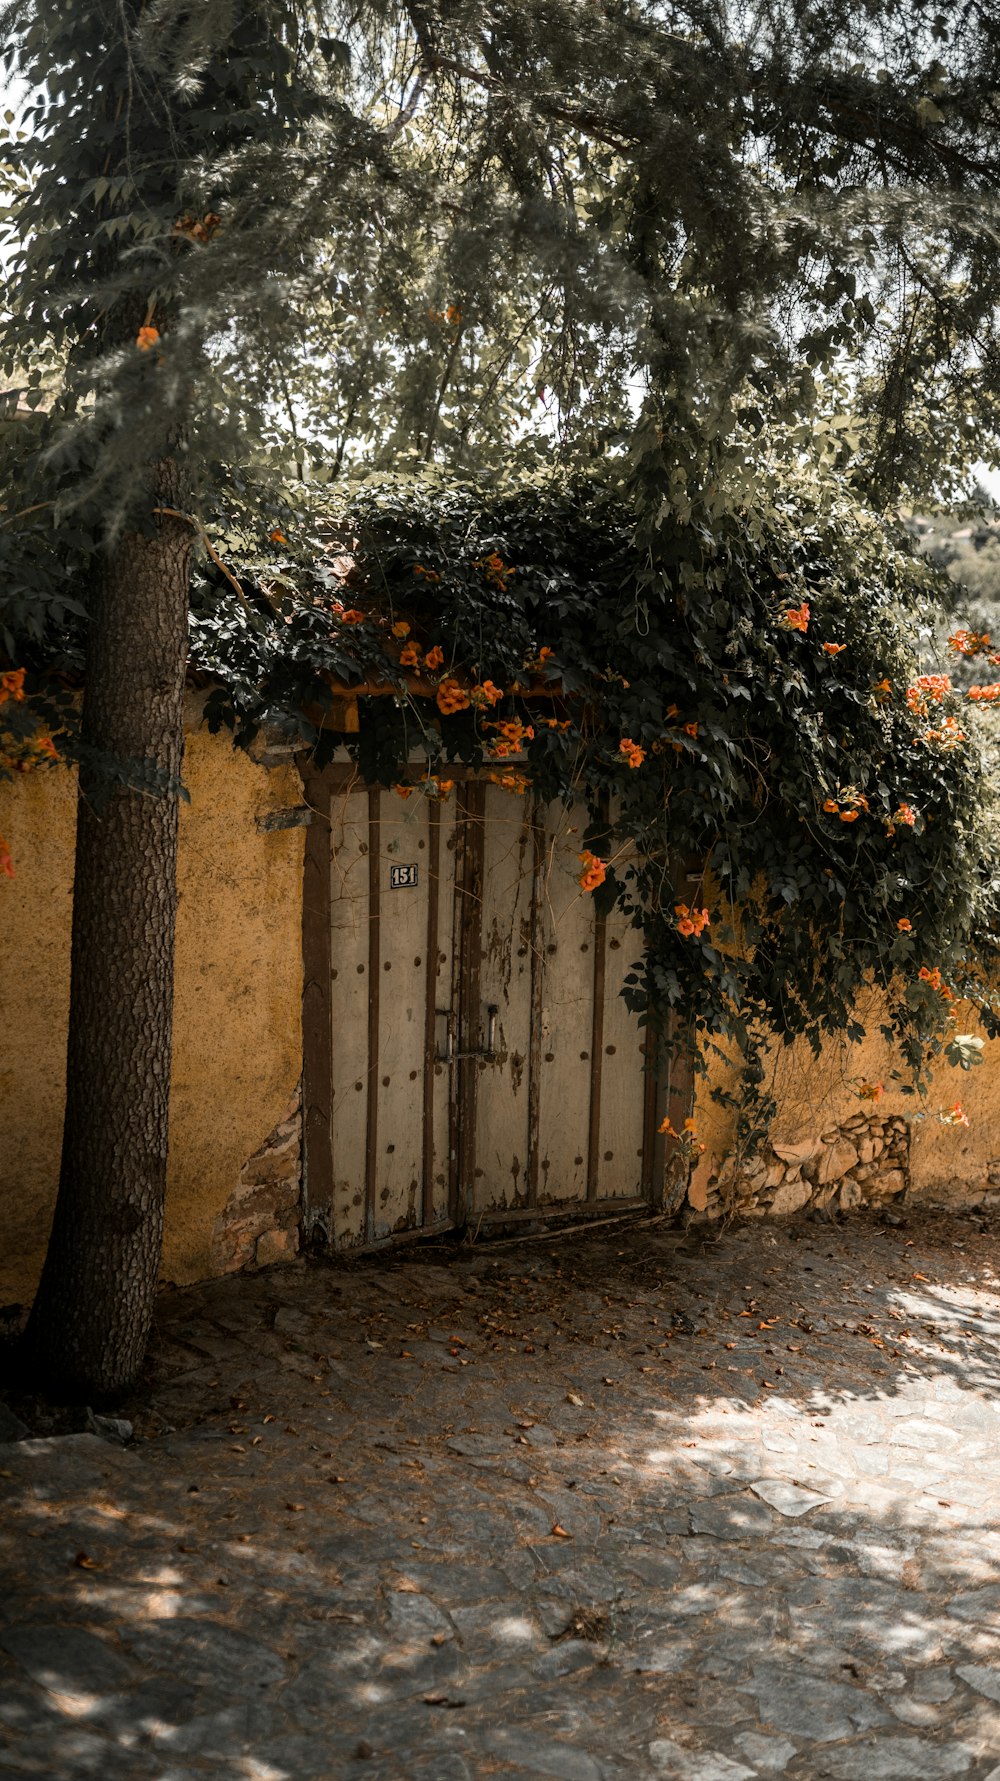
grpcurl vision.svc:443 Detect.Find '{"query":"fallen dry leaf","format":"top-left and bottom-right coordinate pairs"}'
top-left (551, 1524), bottom-right (573, 1539)
top-left (73, 1552), bottom-right (99, 1570)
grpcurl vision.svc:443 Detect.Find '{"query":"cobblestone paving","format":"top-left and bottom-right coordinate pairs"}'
top-left (6, 1209), bottom-right (1000, 1778)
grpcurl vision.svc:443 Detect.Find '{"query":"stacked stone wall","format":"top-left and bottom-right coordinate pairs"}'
top-left (694, 1111), bottom-right (912, 1221)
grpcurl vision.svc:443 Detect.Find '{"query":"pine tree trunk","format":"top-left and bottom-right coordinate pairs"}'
top-left (25, 490), bottom-right (190, 1400)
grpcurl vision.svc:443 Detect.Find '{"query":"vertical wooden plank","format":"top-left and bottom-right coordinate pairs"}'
top-left (596, 902), bottom-right (648, 1201)
top-left (300, 766), bottom-right (333, 1247)
top-left (372, 790), bottom-right (432, 1237)
top-left (526, 804), bottom-right (544, 1209)
top-left (422, 800), bottom-right (441, 1226)
top-left (585, 905), bottom-right (607, 1203)
top-left (431, 799), bottom-right (458, 1224)
top-left (364, 787), bottom-right (381, 1244)
top-left (456, 781), bottom-right (485, 1226)
top-left (327, 780), bottom-right (371, 1246)
top-left (535, 798), bottom-right (595, 1206)
top-left (641, 1023), bottom-right (661, 1203)
top-left (469, 783), bottom-right (536, 1217)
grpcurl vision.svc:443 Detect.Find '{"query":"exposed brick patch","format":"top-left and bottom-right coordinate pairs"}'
top-left (211, 1087), bottom-right (302, 1272)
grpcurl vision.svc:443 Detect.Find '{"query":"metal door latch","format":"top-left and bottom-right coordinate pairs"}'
top-left (434, 1005), bottom-right (498, 1063)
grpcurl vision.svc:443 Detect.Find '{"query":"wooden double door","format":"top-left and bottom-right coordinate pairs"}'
top-left (302, 770), bottom-right (683, 1251)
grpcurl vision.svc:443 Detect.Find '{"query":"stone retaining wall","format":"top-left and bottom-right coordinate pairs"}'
top-left (694, 1111), bottom-right (912, 1221)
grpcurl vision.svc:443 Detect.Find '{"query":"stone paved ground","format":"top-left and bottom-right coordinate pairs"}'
top-left (6, 1209), bottom-right (1000, 1779)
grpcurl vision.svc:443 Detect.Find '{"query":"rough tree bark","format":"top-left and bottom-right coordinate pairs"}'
top-left (25, 485), bottom-right (191, 1400)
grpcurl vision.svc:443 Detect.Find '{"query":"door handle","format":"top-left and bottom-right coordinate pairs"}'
top-left (433, 1005), bottom-right (498, 1063)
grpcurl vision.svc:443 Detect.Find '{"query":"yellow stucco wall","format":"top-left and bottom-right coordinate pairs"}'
top-left (0, 700), bottom-right (304, 1304)
top-left (3, 729), bottom-right (998, 1303)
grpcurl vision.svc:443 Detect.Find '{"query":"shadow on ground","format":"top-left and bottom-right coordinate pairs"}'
top-left (4, 1208), bottom-right (1000, 1778)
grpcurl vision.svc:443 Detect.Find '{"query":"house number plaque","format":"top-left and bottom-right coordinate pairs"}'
top-left (389, 863), bottom-right (419, 889)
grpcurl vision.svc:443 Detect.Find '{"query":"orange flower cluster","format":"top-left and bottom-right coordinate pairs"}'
top-left (822, 788), bottom-right (868, 823)
top-left (477, 551), bottom-right (515, 589)
top-left (470, 679), bottom-right (504, 707)
top-left (524, 646), bottom-right (554, 674)
top-left (136, 325), bottom-right (160, 350)
top-left (905, 673), bottom-right (951, 717)
top-left (915, 715), bottom-right (965, 750)
top-left (897, 917), bottom-right (913, 932)
top-left (948, 628), bottom-right (994, 658)
top-left (782, 603), bottom-right (810, 633)
top-left (663, 705), bottom-right (698, 751)
top-left (918, 964), bottom-right (955, 1007)
top-left (426, 645), bottom-right (444, 672)
top-left (675, 903), bottom-right (709, 937)
top-left (436, 678), bottom-right (471, 715)
top-left (488, 769), bottom-right (531, 795)
top-left (269, 528), bottom-right (287, 546)
top-left (487, 718), bottom-right (534, 759)
top-left (893, 803), bottom-right (916, 828)
top-left (399, 641), bottom-right (421, 667)
top-left (872, 677), bottom-right (892, 702)
top-left (395, 772), bottom-right (455, 801)
top-left (578, 850), bottom-right (607, 892)
top-left (822, 642), bottom-right (847, 656)
top-left (857, 1080), bottom-right (884, 1102)
top-left (392, 620), bottom-right (411, 639)
top-left (658, 1115), bottom-right (706, 1154)
top-left (172, 211), bottom-right (221, 243)
top-left (941, 1102), bottom-right (970, 1127)
top-left (339, 609), bottom-right (365, 625)
top-left (0, 668), bottom-right (26, 705)
top-left (413, 563), bottom-right (441, 583)
top-left (967, 682), bottom-right (1000, 702)
top-left (18, 735), bottom-right (57, 766)
top-left (618, 737), bottom-right (645, 769)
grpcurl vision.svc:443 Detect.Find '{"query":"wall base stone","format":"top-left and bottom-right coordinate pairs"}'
top-left (692, 1112), bottom-right (912, 1222)
top-left (211, 1086), bottom-right (302, 1273)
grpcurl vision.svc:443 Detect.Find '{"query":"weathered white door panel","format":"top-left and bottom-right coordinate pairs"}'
top-left (596, 906), bottom-right (648, 1201)
top-left (532, 800), bottom-right (596, 1208)
top-left (310, 771), bottom-right (666, 1251)
top-left (327, 786), bottom-right (371, 1246)
top-left (326, 783), bottom-right (456, 1247)
top-left (470, 786), bottom-right (536, 1213)
top-left (371, 794), bottom-right (434, 1239)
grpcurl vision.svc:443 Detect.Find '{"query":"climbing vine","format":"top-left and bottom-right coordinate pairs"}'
top-left (186, 467), bottom-right (1000, 1117)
